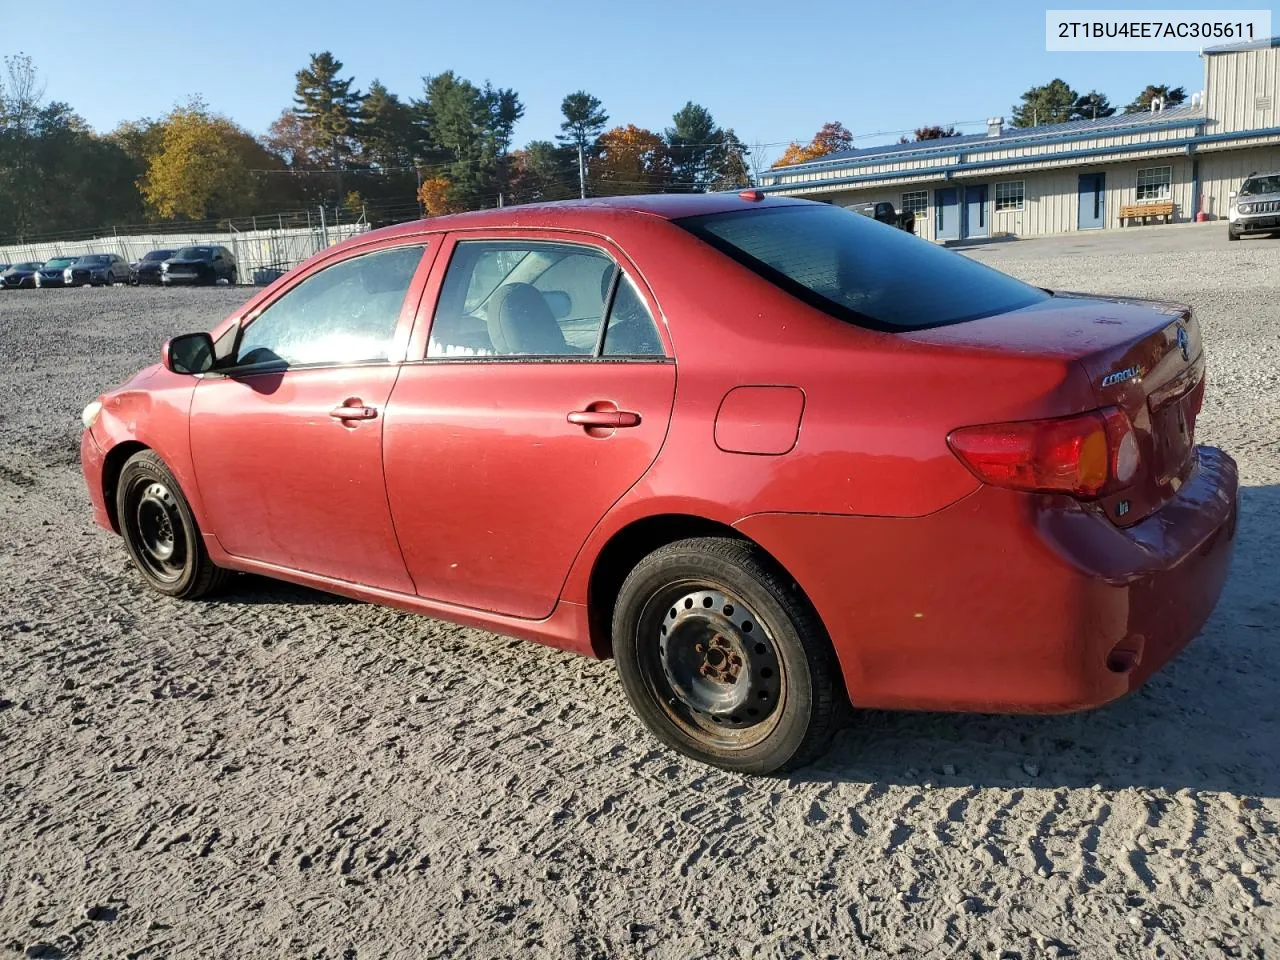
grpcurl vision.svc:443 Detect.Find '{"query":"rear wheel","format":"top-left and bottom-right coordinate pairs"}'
top-left (612, 537), bottom-right (842, 774)
top-left (116, 450), bottom-right (228, 599)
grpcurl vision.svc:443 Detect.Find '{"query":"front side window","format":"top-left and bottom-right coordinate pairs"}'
top-left (232, 245), bottom-right (425, 369)
top-left (1136, 166), bottom-right (1172, 202)
top-left (900, 191), bottom-right (929, 216)
top-left (677, 204), bottom-right (1048, 332)
top-left (428, 240), bottom-right (663, 358)
top-left (994, 180), bottom-right (1025, 211)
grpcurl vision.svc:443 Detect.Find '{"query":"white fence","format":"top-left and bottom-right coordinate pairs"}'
top-left (0, 222), bottom-right (371, 284)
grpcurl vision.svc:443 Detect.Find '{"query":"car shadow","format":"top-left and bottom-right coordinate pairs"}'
top-left (210, 574), bottom-right (359, 607)
top-left (802, 482), bottom-right (1280, 798)
top-left (196, 484), bottom-right (1278, 797)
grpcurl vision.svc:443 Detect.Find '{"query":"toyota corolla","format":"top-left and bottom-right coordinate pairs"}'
top-left (79, 193), bottom-right (1238, 774)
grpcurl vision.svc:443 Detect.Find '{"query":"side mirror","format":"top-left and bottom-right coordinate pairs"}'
top-left (1230, 190), bottom-right (1238, 199)
top-left (162, 332), bottom-right (215, 375)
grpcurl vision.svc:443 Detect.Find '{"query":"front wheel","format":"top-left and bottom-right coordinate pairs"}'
top-left (1228, 227), bottom-right (1241, 241)
top-left (612, 537), bottom-right (843, 774)
top-left (116, 450), bottom-right (228, 598)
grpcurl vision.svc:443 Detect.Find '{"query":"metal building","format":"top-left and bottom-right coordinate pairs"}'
top-left (757, 37), bottom-right (1280, 241)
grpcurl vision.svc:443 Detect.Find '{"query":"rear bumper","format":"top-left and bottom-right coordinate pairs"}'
top-left (735, 445), bottom-right (1238, 713)
top-left (80, 428), bottom-right (114, 533)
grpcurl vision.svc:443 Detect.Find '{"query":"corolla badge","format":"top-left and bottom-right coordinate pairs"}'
top-left (1101, 364), bottom-right (1144, 387)
top-left (1176, 324), bottom-right (1190, 361)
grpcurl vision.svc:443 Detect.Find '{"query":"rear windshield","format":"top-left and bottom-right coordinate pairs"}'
top-left (81, 255), bottom-right (111, 265)
top-left (1240, 175), bottom-right (1280, 196)
top-left (176, 246), bottom-right (215, 260)
top-left (144, 250), bottom-right (175, 261)
top-left (677, 204), bottom-right (1048, 331)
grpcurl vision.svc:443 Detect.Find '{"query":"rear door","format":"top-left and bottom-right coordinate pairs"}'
top-left (189, 241), bottom-right (433, 590)
top-left (382, 230), bottom-right (676, 619)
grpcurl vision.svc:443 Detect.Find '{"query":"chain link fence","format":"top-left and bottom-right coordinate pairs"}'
top-left (0, 208), bottom-right (373, 285)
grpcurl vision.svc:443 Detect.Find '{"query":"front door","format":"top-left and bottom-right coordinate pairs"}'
top-left (383, 234), bottom-right (676, 619)
top-left (1078, 173), bottom-right (1106, 229)
top-left (189, 243), bottom-right (431, 591)
top-left (935, 188), bottom-right (959, 241)
top-left (964, 184), bottom-right (989, 238)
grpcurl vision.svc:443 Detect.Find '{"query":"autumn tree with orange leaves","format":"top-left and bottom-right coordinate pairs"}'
top-left (417, 176), bottom-right (461, 217)
top-left (771, 121), bottom-right (855, 168)
top-left (591, 125), bottom-right (673, 194)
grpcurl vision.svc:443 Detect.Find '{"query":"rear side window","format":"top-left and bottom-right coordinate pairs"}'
top-left (428, 240), bottom-right (663, 359)
top-left (233, 245), bottom-right (425, 368)
top-left (677, 204), bottom-right (1048, 331)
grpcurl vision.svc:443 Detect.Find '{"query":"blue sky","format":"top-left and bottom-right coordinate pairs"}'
top-left (14, 0), bottom-right (1214, 162)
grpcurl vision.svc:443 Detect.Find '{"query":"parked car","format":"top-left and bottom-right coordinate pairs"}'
top-left (35, 257), bottom-right (77, 288)
top-left (160, 245), bottom-right (238, 285)
top-left (1227, 170), bottom-right (1280, 240)
top-left (79, 193), bottom-right (1238, 774)
top-left (130, 249), bottom-right (177, 285)
top-left (66, 253), bottom-right (129, 286)
top-left (0, 263), bottom-right (9, 275)
top-left (1, 262), bottom-right (44, 289)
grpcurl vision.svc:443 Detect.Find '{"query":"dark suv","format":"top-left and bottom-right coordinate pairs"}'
top-left (161, 246), bottom-right (238, 285)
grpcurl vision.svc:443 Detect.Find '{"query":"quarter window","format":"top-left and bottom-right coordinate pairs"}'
top-left (994, 180), bottom-right (1025, 211)
top-left (428, 241), bottom-right (663, 359)
top-left (602, 274), bottom-right (663, 356)
top-left (900, 191), bottom-right (929, 216)
top-left (233, 244), bottom-right (425, 368)
top-left (1136, 166), bottom-right (1172, 202)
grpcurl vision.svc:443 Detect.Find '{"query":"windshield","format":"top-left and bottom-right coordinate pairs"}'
top-left (1240, 175), bottom-right (1280, 196)
top-left (81, 255), bottom-right (110, 265)
top-left (677, 204), bottom-right (1048, 331)
top-left (144, 250), bottom-right (175, 261)
top-left (13, 262), bottom-right (42, 271)
top-left (175, 247), bottom-right (215, 260)
top-left (45, 258), bottom-right (76, 269)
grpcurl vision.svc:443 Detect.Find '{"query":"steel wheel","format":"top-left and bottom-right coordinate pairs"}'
top-left (613, 537), bottom-right (843, 774)
top-left (115, 450), bottom-right (228, 599)
top-left (129, 481), bottom-right (187, 583)
top-left (653, 586), bottom-right (784, 747)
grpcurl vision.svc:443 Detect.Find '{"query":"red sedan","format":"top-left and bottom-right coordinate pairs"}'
top-left (79, 193), bottom-right (1238, 774)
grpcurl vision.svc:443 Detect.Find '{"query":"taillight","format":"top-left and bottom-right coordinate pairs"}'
top-left (947, 407), bottom-right (1139, 498)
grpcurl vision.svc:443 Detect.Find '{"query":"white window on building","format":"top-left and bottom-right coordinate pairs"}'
top-left (900, 190), bottom-right (929, 216)
top-left (1136, 166), bottom-right (1172, 202)
top-left (994, 180), bottom-right (1025, 212)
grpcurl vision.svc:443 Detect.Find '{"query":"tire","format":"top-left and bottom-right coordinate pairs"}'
top-left (1228, 227), bottom-right (1240, 241)
top-left (105, 271), bottom-right (115, 286)
top-left (228, 268), bottom-right (238, 285)
top-left (612, 536), bottom-right (843, 774)
top-left (116, 450), bottom-right (228, 599)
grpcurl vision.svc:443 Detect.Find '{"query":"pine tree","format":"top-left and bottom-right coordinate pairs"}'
top-left (1010, 79), bottom-right (1078, 127)
top-left (292, 51), bottom-right (364, 171)
top-left (665, 101), bottom-right (718, 190)
top-left (558, 91), bottom-right (608, 197)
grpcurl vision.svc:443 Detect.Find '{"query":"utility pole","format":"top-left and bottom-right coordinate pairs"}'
top-left (578, 143), bottom-right (586, 199)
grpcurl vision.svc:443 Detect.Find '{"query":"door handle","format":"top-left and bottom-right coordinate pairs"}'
top-left (567, 409), bottom-right (641, 428)
top-left (329, 402), bottom-right (378, 421)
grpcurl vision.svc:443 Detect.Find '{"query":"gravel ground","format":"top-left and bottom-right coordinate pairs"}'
top-left (1, 223), bottom-right (1277, 959)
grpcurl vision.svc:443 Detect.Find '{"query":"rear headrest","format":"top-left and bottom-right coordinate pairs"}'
top-left (486, 282), bottom-right (566, 355)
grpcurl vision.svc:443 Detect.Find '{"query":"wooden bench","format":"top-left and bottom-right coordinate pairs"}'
top-left (1119, 201), bottom-right (1175, 226)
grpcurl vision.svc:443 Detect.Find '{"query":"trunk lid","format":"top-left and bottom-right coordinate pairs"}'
top-left (906, 292), bottom-right (1204, 525)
